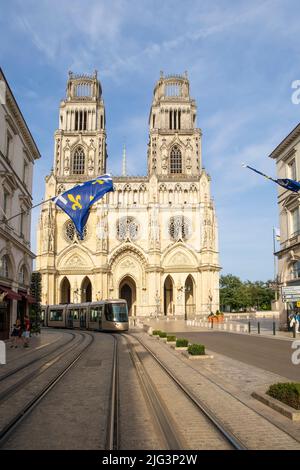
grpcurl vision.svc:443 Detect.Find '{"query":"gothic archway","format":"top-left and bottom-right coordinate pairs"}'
top-left (164, 275), bottom-right (174, 316)
top-left (81, 276), bottom-right (92, 302)
top-left (119, 276), bottom-right (136, 316)
top-left (60, 277), bottom-right (71, 304)
top-left (185, 275), bottom-right (195, 320)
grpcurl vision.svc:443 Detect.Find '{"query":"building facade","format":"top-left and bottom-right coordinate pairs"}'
top-left (269, 123), bottom-right (300, 329)
top-left (0, 68), bottom-right (41, 339)
top-left (36, 72), bottom-right (220, 318)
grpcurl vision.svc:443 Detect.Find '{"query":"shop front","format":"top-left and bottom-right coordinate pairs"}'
top-left (0, 287), bottom-right (22, 340)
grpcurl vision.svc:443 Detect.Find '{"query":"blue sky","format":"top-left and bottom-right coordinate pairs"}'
top-left (1, 0), bottom-right (300, 281)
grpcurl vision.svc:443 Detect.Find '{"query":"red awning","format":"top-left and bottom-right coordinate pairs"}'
top-left (0, 287), bottom-right (22, 301)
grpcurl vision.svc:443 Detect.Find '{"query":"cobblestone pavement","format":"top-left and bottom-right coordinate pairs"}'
top-left (126, 334), bottom-right (233, 449)
top-left (1, 328), bottom-right (71, 373)
top-left (2, 332), bottom-right (114, 449)
top-left (2, 327), bottom-right (299, 449)
top-left (134, 331), bottom-right (300, 450)
top-left (118, 335), bottom-right (166, 449)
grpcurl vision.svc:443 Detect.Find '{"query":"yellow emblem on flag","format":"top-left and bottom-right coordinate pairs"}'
top-left (68, 194), bottom-right (82, 210)
top-left (92, 179), bottom-right (104, 185)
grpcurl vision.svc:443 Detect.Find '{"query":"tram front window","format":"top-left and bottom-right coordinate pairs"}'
top-left (105, 303), bottom-right (128, 322)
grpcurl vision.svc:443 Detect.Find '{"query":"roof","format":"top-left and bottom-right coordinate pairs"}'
top-left (0, 67), bottom-right (41, 160)
top-left (269, 122), bottom-right (300, 160)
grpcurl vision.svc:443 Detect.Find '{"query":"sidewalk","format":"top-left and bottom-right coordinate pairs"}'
top-left (135, 330), bottom-right (300, 448)
top-left (141, 318), bottom-right (298, 342)
top-left (1, 329), bottom-right (69, 365)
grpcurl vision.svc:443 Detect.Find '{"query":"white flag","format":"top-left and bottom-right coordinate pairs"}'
top-left (275, 227), bottom-right (280, 241)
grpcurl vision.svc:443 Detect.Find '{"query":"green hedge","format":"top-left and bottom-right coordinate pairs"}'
top-left (267, 382), bottom-right (300, 410)
top-left (152, 330), bottom-right (161, 336)
top-left (187, 344), bottom-right (205, 356)
top-left (166, 335), bottom-right (176, 342)
top-left (176, 338), bottom-right (189, 347)
top-left (158, 331), bottom-right (167, 338)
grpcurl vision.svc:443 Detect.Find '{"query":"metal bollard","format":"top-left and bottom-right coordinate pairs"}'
top-left (257, 322), bottom-right (260, 334)
top-left (273, 321), bottom-right (276, 336)
top-left (211, 319), bottom-right (214, 329)
top-left (293, 323), bottom-right (296, 339)
top-left (248, 321), bottom-right (251, 334)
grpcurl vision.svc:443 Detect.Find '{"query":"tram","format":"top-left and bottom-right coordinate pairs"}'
top-left (41, 299), bottom-right (129, 332)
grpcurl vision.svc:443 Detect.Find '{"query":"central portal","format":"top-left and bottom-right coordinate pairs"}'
top-left (119, 277), bottom-right (136, 316)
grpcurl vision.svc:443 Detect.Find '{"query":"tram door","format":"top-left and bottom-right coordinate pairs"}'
top-left (98, 306), bottom-right (103, 330)
top-left (67, 310), bottom-right (73, 328)
top-left (80, 309), bottom-right (86, 328)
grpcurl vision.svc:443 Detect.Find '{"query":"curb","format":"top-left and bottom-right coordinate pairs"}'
top-left (252, 391), bottom-right (300, 421)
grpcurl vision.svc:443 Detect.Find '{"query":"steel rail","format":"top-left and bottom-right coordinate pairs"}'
top-left (0, 331), bottom-right (76, 382)
top-left (0, 332), bottom-right (86, 403)
top-left (105, 334), bottom-right (119, 450)
top-left (123, 334), bottom-right (184, 450)
top-left (0, 332), bottom-right (94, 447)
top-left (128, 333), bottom-right (247, 450)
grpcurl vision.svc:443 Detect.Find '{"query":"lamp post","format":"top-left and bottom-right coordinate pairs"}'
top-left (73, 288), bottom-right (79, 303)
top-left (181, 285), bottom-right (191, 320)
top-left (155, 290), bottom-right (160, 319)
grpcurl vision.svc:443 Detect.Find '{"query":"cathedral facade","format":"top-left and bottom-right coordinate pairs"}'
top-left (36, 71), bottom-right (220, 318)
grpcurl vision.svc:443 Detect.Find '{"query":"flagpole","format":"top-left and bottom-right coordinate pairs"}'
top-left (0, 196), bottom-right (55, 226)
top-left (0, 174), bottom-right (114, 227)
top-left (273, 227), bottom-right (278, 302)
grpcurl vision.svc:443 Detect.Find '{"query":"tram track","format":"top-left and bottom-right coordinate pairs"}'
top-left (0, 331), bottom-right (94, 448)
top-left (0, 330), bottom-right (76, 382)
top-left (123, 334), bottom-right (184, 449)
top-left (124, 333), bottom-right (246, 450)
top-left (105, 334), bottom-right (119, 450)
top-left (0, 331), bottom-right (86, 403)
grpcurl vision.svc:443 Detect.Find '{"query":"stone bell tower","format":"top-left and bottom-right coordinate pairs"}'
top-left (148, 71), bottom-right (202, 177)
top-left (54, 71), bottom-right (107, 180)
top-left (36, 71), bottom-right (108, 305)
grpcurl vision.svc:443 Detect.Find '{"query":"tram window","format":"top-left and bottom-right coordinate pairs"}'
top-left (90, 306), bottom-right (102, 321)
top-left (105, 303), bottom-right (128, 322)
top-left (69, 309), bottom-right (79, 320)
top-left (49, 309), bottom-right (63, 321)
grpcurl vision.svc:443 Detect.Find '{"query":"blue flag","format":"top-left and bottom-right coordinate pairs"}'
top-left (52, 174), bottom-right (113, 239)
top-left (243, 164), bottom-right (300, 193)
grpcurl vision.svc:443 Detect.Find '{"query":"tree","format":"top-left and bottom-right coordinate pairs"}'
top-left (30, 271), bottom-right (42, 333)
top-left (220, 274), bottom-right (275, 312)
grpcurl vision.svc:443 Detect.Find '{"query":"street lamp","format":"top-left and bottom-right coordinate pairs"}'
top-left (73, 288), bottom-right (79, 303)
top-left (155, 291), bottom-right (160, 319)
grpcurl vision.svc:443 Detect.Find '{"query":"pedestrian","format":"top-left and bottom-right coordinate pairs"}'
top-left (22, 314), bottom-right (31, 348)
top-left (296, 312), bottom-right (300, 332)
top-left (10, 318), bottom-right (21, 348)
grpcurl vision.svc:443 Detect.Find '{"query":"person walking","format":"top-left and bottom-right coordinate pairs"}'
top-left (22, 314), bottom-right (31, 348)
top-left (296, 312), bottom-right (300, 333)
top-left (10, 318), bottom-right (21, 348)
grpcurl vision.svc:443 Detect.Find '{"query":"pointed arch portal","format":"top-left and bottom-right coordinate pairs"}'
top-left (81, 277), bottom-right (92, 302)
top-left (185, 275), bottom-right (195, 319)
top-left (119, 276), bottom-right (136, 316)
top-left (60, 277), bottom-right (71, 304)
top-left (164, 275), bottom-right (174, 316)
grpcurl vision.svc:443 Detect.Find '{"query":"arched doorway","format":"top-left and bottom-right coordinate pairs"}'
top-left (119, 277), bottom-right (136, 316)
top-left (81, 276), bottom-right (92, 302)
top-left (61, 277), bottom-right (70, 304)
top-left (164, 275), bottom-right (174, 316)
top-left (185, 275), bottom-right (195, 320)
